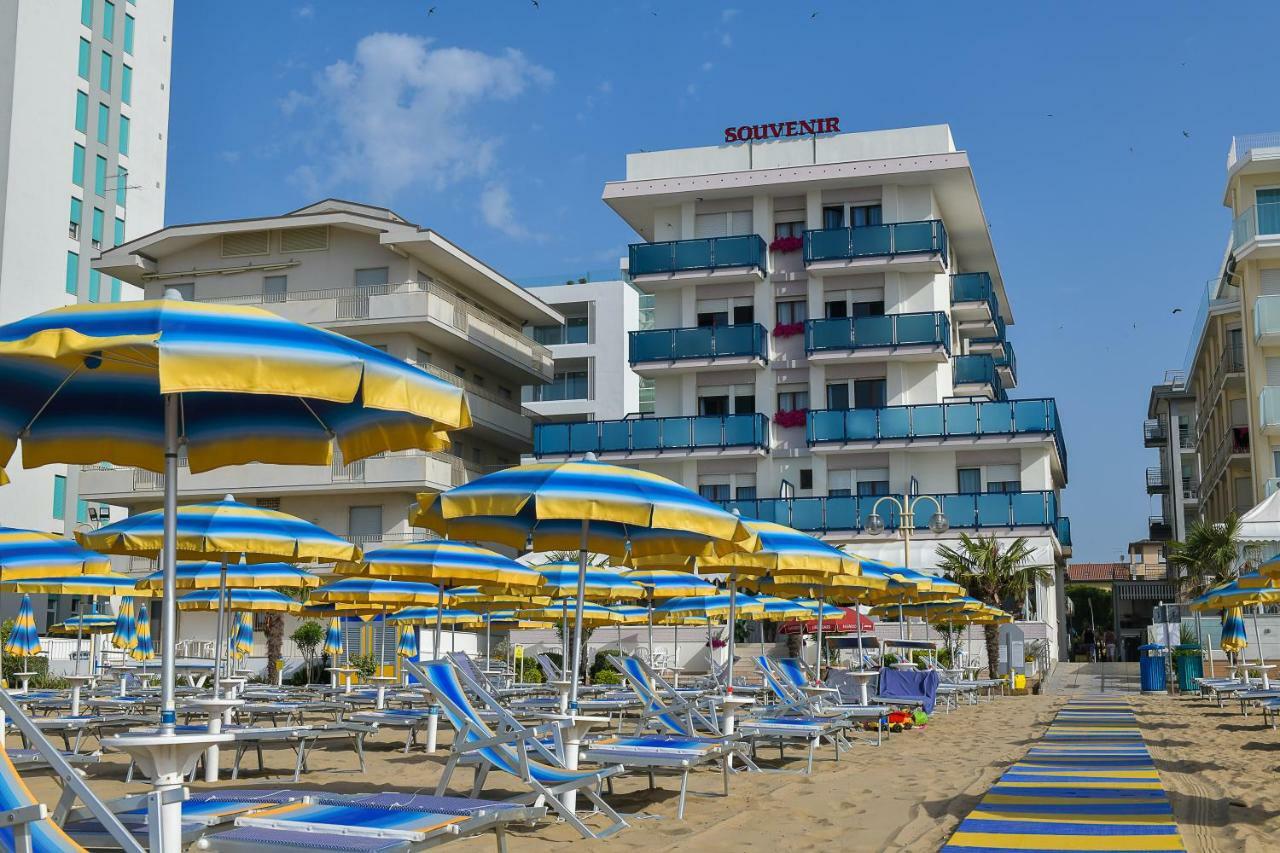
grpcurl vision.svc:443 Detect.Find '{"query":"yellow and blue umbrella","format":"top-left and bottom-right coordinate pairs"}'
top-left (135, 561), bottom-right (320, 591)
top-left (0, 573), bottom-right (138, 596)
top-left (531, 563), bottom-right (646, 601)
top-left (337, 541), bottom-right (543, 590)
top-left (323, 617), bottom-right (344, 659)
top-left (0, 527), bottom-right (113, 579)
top-left (448, 587), bottom-right (552, 612)
top-left (51, 614), bottom-right (117, 635)
top-left (112, 597), bottom-right (137, 651)
top-left (757, 596), bottom-right (820, 620)
top-left (130, 604), bottom-right (154, 662)
top-left (622, 568), bottom-right (722, 662)
top-left (178, 588), bottom-right (301, 613)
top-left (389, 607), bottom-right (483, 625)
top-left (652, 592), bottom-right (764, 622)
top-left (230, 611), bottom-right (254, 660)
top-left (517, 600), bottom-right (631, 627)
top-left (3, 594), bottom-right (41, 657)
top-left (396, 625), bottom-right (419, 659)
top-left (1221, 608), bottom-right (1248, 655)
top-left (310, 578), bottom-right (450, 607)
top-left (1190, 575), bottom-right (1280, 611)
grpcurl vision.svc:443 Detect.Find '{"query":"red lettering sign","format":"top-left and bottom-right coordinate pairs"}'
top-left (724, 117), bottom-right (841, 144)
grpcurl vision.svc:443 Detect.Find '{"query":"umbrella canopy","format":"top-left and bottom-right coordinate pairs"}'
top-left (518, 601), bottom-right (630, 626)
top-left (130, 604), bottom-right (154, 661)
top-left (389, 607), bottom-right (483, 625)
top-left (448, 586), bottom-right (552, 612)
top-left (652, 592), bottom-right (764, 622)
top-left (3, 594), bottom-right (41, 656)
top-left (1190, 577), bottom-right (1280, 611)
top-left (634, 518), bottom-right (856, 577)
top-left (0, 527), bottom-right (113, 579)
top-left (410, 458), bottom-right (758, 559)
top-left (310, 578), bottom-right (450, 607)
top-left (302, 603), bottom-right (380, 620)
top-left (323, 617), bottom-right (344, 657)
top-left (50, 614), bottom-right (118, 635)
top-left (397, 625), bottom-right (419, 658)
top-left (135, 561), bottom-right (320, 590)
top-left (479, 610), bottom-right (553, 629)
top-left (337, 541), bottom-right (544, 592)
top-left (1221, 608), bottom-right (1247, 654)
top-left (620, 569), bottom-right (718, 598)
top-left (79, 498), bottom-right (359, 564)
top-left (177, 588), bottom-right (301, 613)
top-left (751, 595), bottom-right (815, 620)
top-left (531, 563), bottom-right (646, 601)
top-left (230, 611), bottom-right (253, 659)
top-left (112, 597), bottom-right (137, 650)
top-left (873, 596), bottom-right (986, 619)
top-left (610, 605), bottom-right (652, 624)
top-left (0, 573), bottom-right (137, 596)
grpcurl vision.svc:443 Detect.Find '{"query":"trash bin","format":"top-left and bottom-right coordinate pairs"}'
top-left (1138, 643), bottom-right (1167, 693)
top-left (1174, 644), bottom-right (1203, 692)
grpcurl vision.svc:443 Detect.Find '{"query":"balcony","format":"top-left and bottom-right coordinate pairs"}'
top-left (1256, 295), bottom-right (1280, 345)
top-left (952, 354), bottom-right (1006, 401)
top-left (806, 398), bottom-right (1067, 477)
top-left (532, 413), bottom-right (769, 460)
top-left (1261, 387), bottom-right (1280, 436)
top-left (1143, 417), bottom-right (1168, 447)
top-left (1193, 343), bottom-right (1245, 439)
top-left (1231, 202), bottom-right (1280, 258)
top-left (204, 280), bottom-right (554, 383)
top-left (77, 451), bottom-right (481, 504)
top-left (803, 220), bottom-right (948, 275)
top-left (418, 363), bottom-right (530, 444)
top-left (1145, 467), bottom-right (1168, 494)
top-left (719, 490), bottom-right (1067, 540)
top-left (1056, 517), bottom-right (1072, 553)
top-left (1148, 515), bottom-right (1172, 541)
top-left (628, 323), bottom-right (767, 375)
top-left (1200, 424), bottom-right (1250, 497)
top-left (969, 314), bottom-right (1008, 358)
top-left (950, 272), bottom-right (1000, 335)
top-left (994, 341), bottom-right (1017, 388)
top-left (1183, 478), bottom-right (1200, 501)
top-left (628, 235), bottom-right (766, 285)
top-left (804, 312), bottom-right (950, 363)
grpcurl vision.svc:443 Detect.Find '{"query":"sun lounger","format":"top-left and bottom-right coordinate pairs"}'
top-left (771, 658), bottom-right (890, 724)
top-left (874, 666), bottom-right (941, 714)
top-left (228, 723), bottom-right (373, 782)
top-left (26, 713), bottom-right (134, 754)
top-left (447, 652), bottom-right (544, 699)
top-left (407, 658), bottom-right (629, 839)
top-left (7, 748), bottom-right (100, 774)
top-left (349, 708), bottom-right (439, 753)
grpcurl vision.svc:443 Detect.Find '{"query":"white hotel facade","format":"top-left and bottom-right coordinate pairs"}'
top-left (531, 125), bottom-right (1072, 658)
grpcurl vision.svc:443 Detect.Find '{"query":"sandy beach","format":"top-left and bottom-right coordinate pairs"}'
top-left (18, 692), bottom-right (1064, 851)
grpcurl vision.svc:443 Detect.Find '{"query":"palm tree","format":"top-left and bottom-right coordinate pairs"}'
top-left (1167, 515), bottom-right (1243, 599)
top-left (934, 534), bottom-right (1053, 678)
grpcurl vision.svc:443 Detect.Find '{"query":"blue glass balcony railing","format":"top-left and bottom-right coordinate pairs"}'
top-left (806, 397), bottom-right (1067, 478)
top-left (972, 314), bottom-right (1007, 348)
top-left (629, 235), bottom-right (767, 276)
top-left (718, 490), bottom-right (1065, 535)
top-left (1055, 516), bottom-right (1072, 548)
top-left (629, 323), bottom-right (767, 365)
top-left (533, 413), bottom-right (769, 457)
top-left (803, 220), bottom-right (948, 265)
top-left (1232, 202), bottom-right (1280, 250)
top-left (995, 341), bottom-right (1017, 384)
top-left (950, 272), bottom-right (999, 324)
top-left (804, 312), bottom-right (951, 355)
top-left (953, 354), bottom-right (1007, 400)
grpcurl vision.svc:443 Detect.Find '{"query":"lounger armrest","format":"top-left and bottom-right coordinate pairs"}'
top-left (453, 725), bottom-right (552, 756)
top-left (0, 803), bottom-right (48, 829)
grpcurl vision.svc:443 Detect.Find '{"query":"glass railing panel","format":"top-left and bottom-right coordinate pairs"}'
top-left (715, 323), bottom-right (759, 356)
top-left (850, 224), bottom-right (892, 257)
top-left (661, 418), bottom-right (692, 449)
top-left (893, 220), bottom-right (936, 253)
top-left (954, 354), bottom-right (995, 384)
top-left (789, 499), bottom-right (825, 531)
top-left (1260, 388), bottom-right (1280, 428)
top-left (673, 327), bottom-right (714, 359)
top-left (1011, 492), bottom-right (1050, 526)
top-left (631, 419), bottom-right (661, 450)
top-left (913, 405), bottom-right (945, 436)
top-left (537, 425), bottom-right (569, 455)
top-left (951, 272), bottom-right (992, 302)
top-left (855, 314), bottom-right (893, 346)
top-left (806, 229), bottom-right (849, 261)
top-left (1013, 399), bottom-right (1050, 433)
top-left (671, 240), bottom-right (713, 271)
top-left (629, 330), bottom-right (672, 362)
top-left (691, 416), bottom-right (724, 447)
top-left (630, 243), bottom-right (673, 275)
top-left (1255, 295), bottom-right (1280, 340)
top-left (825, 496), bottom-right (859, 529)
top-left (978, 401), bottom-right (1013, 435)
top-left (722, 499), bottom-right (759, 521)
top-left (722, 414), bottom-right (761, 446)
top-left (753, 498), bottom-right (791, 525)
top-left (808, 410), bottom-right (845, 442)
top-left (943, 403), bottom-right (978, 436)
top-left (943, 494), bottom-right (978, 529)
top-left (808, 318), bottom-right (851, 350)
top-left (846, 409), bottom-right (879, 440)
top-left (1056, 517), bottom-right (1072, 546)
top-left (599, 421), bottom-right (631, 452)
top-left (878, 407), bottom-right (910, 438)
top-left (713, 235), bottom-right (762, 267)
top-left (568, 423), bottom-right (599, 454)
top-left (895, 312), bottom-right (937, 344)
top-left (1259, 201), bottom-right (1280, 237)
top-left (976, 493), bottom-right (1012, 527)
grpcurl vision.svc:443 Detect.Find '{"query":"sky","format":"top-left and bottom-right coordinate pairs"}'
top-left (165, 1), bottom-right (1280, 563)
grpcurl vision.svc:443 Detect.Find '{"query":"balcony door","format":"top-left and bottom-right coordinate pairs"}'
top-left (853, 378), bottom-right (887, 409)
top-left (694, 210), bottom-right (752, 238)
top-left (348, 505), bottom-right (383, 547)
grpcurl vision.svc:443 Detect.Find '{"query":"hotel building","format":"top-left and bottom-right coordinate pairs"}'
top-left (530, 124), bottom-right (1072, 659)
top-left (83, 199), bottom-right (562, 550)
top-left (0, 0), bottom-right (172, 545)
top-left (1143, 371), bottom-right (1198, 542)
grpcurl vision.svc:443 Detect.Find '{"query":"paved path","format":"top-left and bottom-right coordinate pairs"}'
top-left (941, 696), bottom-right (1186, 851)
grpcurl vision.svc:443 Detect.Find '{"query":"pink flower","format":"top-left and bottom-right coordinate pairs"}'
top-left (773, 321), bottom-right (804, 338)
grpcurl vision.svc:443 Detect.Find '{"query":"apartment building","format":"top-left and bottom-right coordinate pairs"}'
top-left (1143, 371), bottom-right (1199, 542)
top-left (531, 123), bottom-right (1071, 658)
top-left (84, 199), bottom-right (562, 547)
top-left (0, 0), bottom-right (172, 546)
top-left (522, 279), bottom-right (641, 421)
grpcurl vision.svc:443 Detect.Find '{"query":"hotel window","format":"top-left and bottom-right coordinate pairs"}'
top-left (694, 210), bottom-right (752, 238)
top-left (100, 50), bottom-right (112, 92)
top-left (121, 65), bottom-right (132, 105)
top-left (72, 144), bottom-right (86, 186)
top-left (75, 91), bottom-right (88, 133)
top-left (115, 166), bottom-right (127, 207)
top-left (565, 315), bottom-right (589, 344)
top-left (347, 506), bottom-right (383, 544)
top-left (96, 103), bottom-right (109, 144)
top-left (114, 216), bottom-right (124, 246)
top-left (822, 203), bottom-right (882, 229)
top-left (119, 114), bottom-right (130, 155)
top-left (736, 483), bottom-right (757, 500)
top-left (414, 348), bottom-right (432, 368)
top-left (263, 275), bottom-right (287, 302)
top-left (774, 220), bottom-right (804, 239)
top-left (78, 39), bottom-right (91, 80)
top-left (103, 1), bottom-right (115, 41)
top-left (110, 278), bottom-right (121, 302)
top-left (167, 282), bottom-right (194, 301)
top-left (91, 207), bottom-right (104, 249)
top-left (88, 270), bottom-right (101, 303)
top-left (957, 467), bottom-right (981, 493)
top-left (985, 464), bottom-right (1021, 493)
top-left (66, 251), bottom-right (79, 295)
top-left (799, 469), bottom-right (813, 490)
top-left (853, 378), bottom-right (886, 409)
top-left (829, 470), bottom-right (853, 498)
top-left (698, 384), bottom-right (754, 416)
top-left (53, 475), bottom-right (67, 520)
top-left (69, 198), bottom-right (83, 239)
top-left (777, 389), bottom-right (809, 412)
top-left (856, 469), bottom-right (890, 497)
top-left (124, 13), bottom-right (135, 54)
top-left (80, 0), bottom-right (93, 27)
top-left (354, 267), bottom-right (389, 288)
top-left (698, 484), bottom-right (730, 502)
top-left (826, 382), bottom-right (848, 410)
top-left (775, 300), bottom-right (807, 325)
top-left (94, 155), bottom-right (106, 196)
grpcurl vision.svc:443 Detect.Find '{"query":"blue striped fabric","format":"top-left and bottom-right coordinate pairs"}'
top-left (177, 588), bottom-right (300, 613)
top-left (0, 745), bottom-right (86, 850)
top-left (341, 540), bottom-right (543, 590)
top-left (942, 698), bottom-right (1185, 851)
top-left (136, 561), bottom-right (319, 590)
top-left (4, 594), bottom-right (41, 656)
top-left (0, 526), bottom-right (112, 578)
top-left (311, 578), bottom-right (449, 606)
top-left (533, 563), bottom-right (645, 600)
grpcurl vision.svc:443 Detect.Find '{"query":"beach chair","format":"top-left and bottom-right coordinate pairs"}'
top-left (610, 654), bottom-right (727, 738)
top-left (766, 658), bottom-right (887, 742)
top-left (447, 652), bottom-right (543, 699)
top-left (407, 658), bottom-right (629, 839)
top-left (349, 708), bottom-right (439, 753)
top-left (227, 723), bottom-right (374, 782)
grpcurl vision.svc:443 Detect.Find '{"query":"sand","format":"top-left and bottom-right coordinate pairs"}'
top-left (16, 692), bottom-right (1066, 852)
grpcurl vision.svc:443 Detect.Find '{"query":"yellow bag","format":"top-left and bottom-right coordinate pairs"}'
top-left (1014, 673), bottom-right (1027, 689)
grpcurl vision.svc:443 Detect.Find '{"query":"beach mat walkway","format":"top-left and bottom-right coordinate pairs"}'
top-left (942, 696), bottom-right (1185, 851)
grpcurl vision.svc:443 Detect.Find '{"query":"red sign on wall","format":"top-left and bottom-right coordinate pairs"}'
top-left (725, 117), bottom-right (841, 144)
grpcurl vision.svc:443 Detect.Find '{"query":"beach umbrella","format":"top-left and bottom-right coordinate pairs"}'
top-left (311, 579), bottom-right (449, 674)
top-left (1191, 575), bottom-right (1280, 678)
top-left (4, 594), bottom-right (41, 657)
top-left (323, 617), bottom-right (344, 660)
top-left (112, 597), bottom-right (137, 651)
top-left (0, 527), bottom-right (113, 579)
top-left (178, 588), bottom-right (302, 613)
top-left (229, 611), bottom-right (253, 660)
top-left (389, 607), bottom-right (483, 625)
top-left (621, 569), bottom-right (718, 666)
top-left (135, 561), bottom-right (320, 591)
top-left (130, 604), bottom-right (154, 662)
top-left (518, 600), bottom-right (630, 627)
top-left (1220, 608), bottom-right (1247, 659)
top-left (397, 625), bottom-right (419, 659)
top-left (0, 296), bottom-right (468, 776)
top-left (411, 454), bottom-right (757, 709)
top-left (527, 563), bottom-right (644, 673)
top-left (745, 595), bottom-right (813, 658)
top-left (50, 614), bottom-right (117, 635)
top-left (2, 573), bottom-right (138, 676)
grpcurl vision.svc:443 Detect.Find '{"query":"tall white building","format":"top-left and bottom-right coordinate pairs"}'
top-left (0, 0), bottom-right (171, 622)
top-left (84, 199), bottom-right (561, 551)
top-left (533, 124), bottom-right (1072, 658)
top-left (522, 279), bottom-right (641, 422)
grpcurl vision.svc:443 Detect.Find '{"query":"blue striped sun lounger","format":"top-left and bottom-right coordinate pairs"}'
top-left (349, 708), bottom-right (439, 753)
top-left (942, 697), bottom-right (1186, 851)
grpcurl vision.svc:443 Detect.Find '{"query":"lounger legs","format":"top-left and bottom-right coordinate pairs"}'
top-left (676, 770), bottom-right (690, 819)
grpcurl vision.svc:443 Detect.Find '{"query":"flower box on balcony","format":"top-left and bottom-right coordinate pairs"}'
top-left (769, 235), bottom-right (804, 253)
top-left (774, 409), bottom-right (808, 429)
top-left (773, 322), bottom-right (804, 338)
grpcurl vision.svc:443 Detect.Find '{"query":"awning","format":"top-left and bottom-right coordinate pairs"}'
top-left (778, 606), bottom-right (874, 635)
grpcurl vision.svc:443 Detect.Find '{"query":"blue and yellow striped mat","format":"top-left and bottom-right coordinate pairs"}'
top-left (943, 697), bottom-right (1185, 851)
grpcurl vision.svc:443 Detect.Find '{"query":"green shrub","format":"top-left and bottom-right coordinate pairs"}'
top-left (594, 668), bottom-right (622, 686)
top-left (0, 619), bottom-right (53, 687)
top-left (348, 653), bottom-right (378, 679)
top-left (882, 653), bottom-right (898, 667)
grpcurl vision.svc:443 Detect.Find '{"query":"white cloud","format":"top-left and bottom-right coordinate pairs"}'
top-left (721, 8), bottom-right (740, 22)
top-left (597, 80), bottom-right (612, 94)
top-left (480, 182), bottom-right (540, 241)
top-left (686, 82), bottom-right (698, 96)
top-left (218, 150), bottom-right (241, 165)
top-left (701, 61), bottom-right (714, 72)
top-left (721, 33), bottom-right (733, 47)
top-left (295, 4), bottom-right (314, 19)
top-left (282, 33), bottom-right (552, 201)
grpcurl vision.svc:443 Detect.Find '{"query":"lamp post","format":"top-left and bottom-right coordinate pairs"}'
top-left (866, 495), bottom-right (949, 642)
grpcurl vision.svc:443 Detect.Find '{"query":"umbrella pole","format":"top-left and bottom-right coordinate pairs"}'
top-left (899, 602), bottom-right (906, 641)
top-left (647, 591), bottom-right (654, 663)
top-left (814, 588), bottom-right (825, 683)
top-left (561, 600), bottom-right (569, 674)
top-left (75, 615), bottom-right (84, 677)
top-left (433, 586), bottom-right (444, 660)
top-left (855, 594), bottom-right (865, 670)
top-left (212, 561), bottom-right (227, 699)
top-left (673, 624), bottom-right (680, 685)
top-left (159, 393), bottom-right (179, 734)
top-left (1253, 606), bottom-right (1269, 686)
top-left (725, 575), bottom-right (738, 694)
top-left (568, 519), bottom-right (589, 712)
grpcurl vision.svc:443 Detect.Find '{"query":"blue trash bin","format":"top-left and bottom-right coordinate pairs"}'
top-left (1138, 643), bottom-right (1167, 693)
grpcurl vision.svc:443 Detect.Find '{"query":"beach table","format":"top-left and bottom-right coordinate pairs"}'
top-left (187, 697), bottom-right (243, 782)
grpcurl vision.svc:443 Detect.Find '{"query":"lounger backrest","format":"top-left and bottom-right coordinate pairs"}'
top-left (0, 747), bottom-right (86, 852)
top-left (446, 651), bottom-right (490, 689)
top-left (535, 653), bottom-right (561, 682)
top-left (611, 655), bottom-right (689, 736)
top-left (414, 660), bottom-right (587, 786)
top-left (755, 655), bottom-right (799, 704)
top-left (775, 658), bottom-right (808, 689)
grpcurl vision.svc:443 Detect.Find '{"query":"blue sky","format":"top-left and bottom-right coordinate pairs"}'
top-left (166, 1), bottom-right (1280, 562)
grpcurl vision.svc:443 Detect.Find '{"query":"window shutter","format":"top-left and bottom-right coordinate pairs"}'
top-left (221, 231), bottom-right (270, 257)
top-left (280, 226), bottom-right (328, 252)
top-left (1262, 269), bottom-right (1280, 296)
